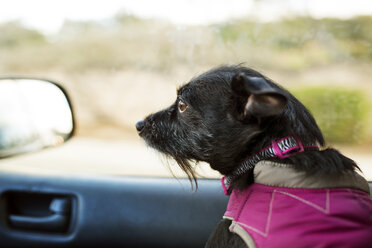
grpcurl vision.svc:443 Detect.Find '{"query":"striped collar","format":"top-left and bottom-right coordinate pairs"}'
top-left (222, 136), bottom-right (319, 194)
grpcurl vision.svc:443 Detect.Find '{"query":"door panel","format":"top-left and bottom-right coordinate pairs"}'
top-left (1, 173), bottom-right (371, 248)
top-left (0, 173), bottom-right (227, 248)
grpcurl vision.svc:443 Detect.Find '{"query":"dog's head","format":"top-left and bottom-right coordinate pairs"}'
top-left (136, 65), bottom-right (325, 185)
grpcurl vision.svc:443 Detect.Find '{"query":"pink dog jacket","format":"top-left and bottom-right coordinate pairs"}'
top-left (222, 161), bottom-right (372, 248)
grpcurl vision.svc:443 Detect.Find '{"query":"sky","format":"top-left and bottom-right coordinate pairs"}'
top-left (1, 0), bottom-right (372, 34)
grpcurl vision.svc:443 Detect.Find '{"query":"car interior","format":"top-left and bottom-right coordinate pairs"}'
top-left (1, 1), bottom-right (372, 247)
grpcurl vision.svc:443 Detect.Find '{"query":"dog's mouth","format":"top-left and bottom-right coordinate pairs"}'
top-left (135, 119), bottom-right (162, 150)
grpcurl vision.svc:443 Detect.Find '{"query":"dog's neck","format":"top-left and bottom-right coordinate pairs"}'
top-left (222, 136), bottom-right (319, 192)
top-left (251, 161), bottom-right (370, 193)
top-left (221, 160), bottom-right (370, 195)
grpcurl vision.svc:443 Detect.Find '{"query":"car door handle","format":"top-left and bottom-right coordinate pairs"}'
top-left (9, 213), bottom-right (68, 232)
top-left (7, 197), bottom-right (71, 233)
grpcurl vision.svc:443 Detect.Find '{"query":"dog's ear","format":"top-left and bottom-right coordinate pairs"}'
top-left (231, 73), bottom-right (287, 117)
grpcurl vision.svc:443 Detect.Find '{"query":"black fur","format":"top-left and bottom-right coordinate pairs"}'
top-left (136, 65), bottom-right (359, 247)
top-left (205, 219), bottom-right (246, 248)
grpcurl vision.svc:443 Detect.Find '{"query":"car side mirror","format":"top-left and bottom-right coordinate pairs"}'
top-left (0, 78), bottom-right (75, 159)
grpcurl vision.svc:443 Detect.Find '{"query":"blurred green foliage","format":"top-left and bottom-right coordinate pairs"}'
top-left (1, 15), bottom-right (372, 72)
top-left (216, 16), bottom-right (372, 68)
top-left (0, 21), bottom-right (46, 48)
top-left (293, 87), bottom-right (371, 144)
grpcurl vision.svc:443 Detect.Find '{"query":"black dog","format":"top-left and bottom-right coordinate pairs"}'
top-left (136, 65), bottom-right (372, 247)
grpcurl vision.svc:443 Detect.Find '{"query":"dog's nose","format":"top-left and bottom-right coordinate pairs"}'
top-left (136, 120), bottom-right (145, 133)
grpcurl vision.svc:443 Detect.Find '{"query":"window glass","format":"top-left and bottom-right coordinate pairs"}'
top-left (0, 0), bottom-right (371, 180)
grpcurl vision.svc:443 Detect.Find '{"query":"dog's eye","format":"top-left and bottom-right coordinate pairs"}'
top-left (178, 100), bottom-right (188, 113)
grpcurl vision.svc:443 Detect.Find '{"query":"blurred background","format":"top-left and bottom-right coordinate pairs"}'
top-left (0, 0), bottom-right (371, 179)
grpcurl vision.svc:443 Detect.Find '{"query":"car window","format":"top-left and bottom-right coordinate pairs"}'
top-left (0, 0), bottom-right (371, 181)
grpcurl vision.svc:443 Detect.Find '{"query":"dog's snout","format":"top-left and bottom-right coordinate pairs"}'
top-left (136, 120), bottom-right (145, 133)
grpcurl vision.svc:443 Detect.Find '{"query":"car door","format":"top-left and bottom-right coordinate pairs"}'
top-left (0, 78), bottom-right (228, 248)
